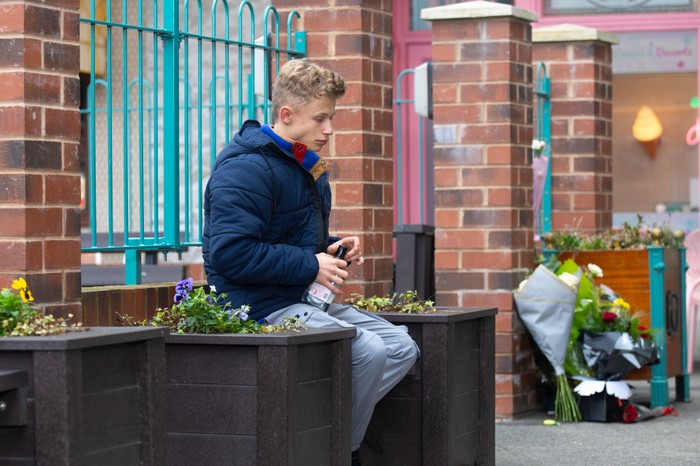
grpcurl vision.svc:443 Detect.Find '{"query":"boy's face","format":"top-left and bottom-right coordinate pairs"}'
top-left (280, 95), bottom-right (337, 153)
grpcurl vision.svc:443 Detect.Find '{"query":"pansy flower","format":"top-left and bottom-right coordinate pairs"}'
top-left (174, 278), bottom-right (195, 303)
top-left (11, 277), bottom-right (34, 303)
top-left (238, 305), bottom-right (251, 322)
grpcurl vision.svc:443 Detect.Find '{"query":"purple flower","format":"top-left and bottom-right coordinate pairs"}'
top-left (173, 278), bottom-right (195, 304)
top-left (238, 305), bottom-right (250, 322)
top-left (175, 278), bottom-right (194, 293)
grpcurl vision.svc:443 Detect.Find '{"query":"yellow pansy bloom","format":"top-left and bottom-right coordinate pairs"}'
top-left (11, 277), bottom-right (34, 303)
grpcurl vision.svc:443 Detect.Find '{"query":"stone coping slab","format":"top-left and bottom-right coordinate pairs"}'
top-left (0, 326), bottom-right (168, 350)
top-left (376, 306), bottom-right (497, 323)
top-left (422, 0), bottom-right (537, 23)
top-left (165, 327), bottom-right (356, 346)
top-left (533, 23), bottom-right (618, 44)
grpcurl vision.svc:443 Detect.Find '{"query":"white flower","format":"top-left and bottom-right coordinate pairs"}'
top-left (587, 263), bottom-right (603, 278)
top-left (531, 139), bottom-right (546, 152)
top-left (516, 277), bottom-right (529, 293)
top-left (209, 284), bottom-right (217, 293)
top-left (559, 272), bottom-right (580, 290)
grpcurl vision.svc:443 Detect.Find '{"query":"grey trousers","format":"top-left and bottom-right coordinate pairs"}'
top-left (264, 303), bottom-right (420, 450)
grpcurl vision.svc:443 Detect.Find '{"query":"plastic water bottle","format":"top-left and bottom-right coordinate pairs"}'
top-left (302, 245), bottom-right (348, 312)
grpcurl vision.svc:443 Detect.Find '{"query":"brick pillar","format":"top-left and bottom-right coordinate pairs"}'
top-left (533, 25), bottom-right (617, 233)
top-left (274, 1), bottom-right (394, 297)
top-left (424, 2), bottom-right (537, 417)
top-left (0, 1), bottom-right (82, 318)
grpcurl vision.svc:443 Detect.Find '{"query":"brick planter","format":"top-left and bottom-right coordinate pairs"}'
top-left (164, 328), bottom-right (355, 466)
top-left (0, 326), bottom-right (168, 465)
top-left (360, 307), bottom-right (497, 466)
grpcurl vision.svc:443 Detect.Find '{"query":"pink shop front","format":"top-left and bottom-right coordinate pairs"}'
top-left (515, 0), bottom-right (700, 232)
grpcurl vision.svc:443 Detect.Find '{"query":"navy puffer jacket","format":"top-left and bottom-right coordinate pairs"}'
top-left (202, 120), bottom-right (335, 322)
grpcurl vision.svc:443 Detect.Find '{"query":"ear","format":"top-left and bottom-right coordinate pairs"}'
top-left (279, 105), bottom-right (293, 125)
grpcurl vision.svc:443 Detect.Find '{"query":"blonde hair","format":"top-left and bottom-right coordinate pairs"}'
top-left (271, 59), bottom-right (346, 122)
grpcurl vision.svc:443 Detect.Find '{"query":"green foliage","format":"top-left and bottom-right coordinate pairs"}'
top-left (0, 287), bottom-right (37, 336)
top-left (1, 278), bottom-right (79, 337)
top-left (347, 290), bottom-right (435, 314)
top-left (119, 279), bottom-right (304, 334)
top-left (545, 215), bottom-right (684, 251)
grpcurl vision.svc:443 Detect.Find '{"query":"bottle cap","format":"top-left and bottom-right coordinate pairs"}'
top-left (334, 245), bottom-right (347, 259)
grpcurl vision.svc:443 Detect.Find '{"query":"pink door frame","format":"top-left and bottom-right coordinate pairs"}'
top-left (393, 1), bottom-right (435, 226)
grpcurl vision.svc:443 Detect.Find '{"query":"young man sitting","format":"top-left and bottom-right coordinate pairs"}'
top-left (202, 59), bottom-right (420, 465)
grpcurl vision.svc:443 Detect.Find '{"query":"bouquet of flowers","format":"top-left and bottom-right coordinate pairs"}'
top-left (564, 262), bottom-right (658, 381)
top-left (514, 259), bottom-right (582, 422)
top-left (517, 258), bottom-right (661, 422)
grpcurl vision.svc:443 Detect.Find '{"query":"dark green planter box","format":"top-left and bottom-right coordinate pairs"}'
top-left (0, 326), bottom-right (168, 465)
top-left (360, 307), bottom-right (497, 466)
top-left (164, 328), bottom-right (355, 466)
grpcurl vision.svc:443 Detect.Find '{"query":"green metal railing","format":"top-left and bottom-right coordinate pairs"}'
top-left (80, 0), bottom-right (306, 284)
top-left (534, 62), bottom-right (552, 238)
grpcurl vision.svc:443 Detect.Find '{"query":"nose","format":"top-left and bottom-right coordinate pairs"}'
top-left (322, 120), bottom-right (333, 135)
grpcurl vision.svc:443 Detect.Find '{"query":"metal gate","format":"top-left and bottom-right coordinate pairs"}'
top-left (80, 0), bottom-right (306, 283)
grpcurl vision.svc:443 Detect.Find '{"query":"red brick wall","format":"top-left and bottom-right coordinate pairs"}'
top-left (533, 36), bottom-right (614, 233)
top-left (425, 4), bottom-right (538, 417)
top-left (274, 0), bottom-right (394, 299)
top-left (0, 0), bottom-right (82, 319)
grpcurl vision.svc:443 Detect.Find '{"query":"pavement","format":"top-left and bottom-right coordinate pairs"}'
top-left (496, 369), bottom-right (700, 465)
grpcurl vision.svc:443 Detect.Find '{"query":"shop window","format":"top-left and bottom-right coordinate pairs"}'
top-left (613, 73), bottom-right (698, 215)
top-left (410, 0), bottom-right (450, 30)
top-left (544, 0), bottom-right (696, 16)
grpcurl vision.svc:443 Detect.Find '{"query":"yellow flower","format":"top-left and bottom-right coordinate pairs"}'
top-left (11, 277), bottom-right (26, 291)
top-left (11, 277), bottom-right (34, 303)
top-left (612, 298), bottom-right (630, 310)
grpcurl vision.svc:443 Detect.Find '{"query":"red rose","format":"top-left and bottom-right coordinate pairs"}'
top-left (638, 325), bottom-right (650, 339)
top-left (602, 311), bottom-right (617, 324)
top-left (622, 404), bottom-right (638, 423)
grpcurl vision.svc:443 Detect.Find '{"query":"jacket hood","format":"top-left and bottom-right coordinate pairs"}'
top-left (213, 120), bottom-right (273, 170)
